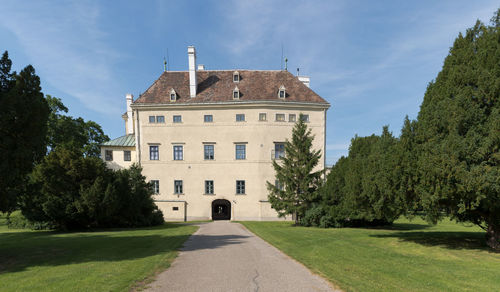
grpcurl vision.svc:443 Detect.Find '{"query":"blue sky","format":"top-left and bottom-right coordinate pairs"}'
top-left (1, 1), bottom-right (498, 165)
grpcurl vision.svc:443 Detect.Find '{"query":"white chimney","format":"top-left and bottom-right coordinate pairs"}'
top-left (197, 64), bottom-right (205, 70)
top-left (188, 46), bottom-right (197, 97)
top-left (298, 76), bottom-right (310, 88)
top-left (126, 93), bottom-right (134, 135)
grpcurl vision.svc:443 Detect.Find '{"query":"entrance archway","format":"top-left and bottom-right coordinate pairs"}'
top-left (212, 199), bottom-right (231, 220)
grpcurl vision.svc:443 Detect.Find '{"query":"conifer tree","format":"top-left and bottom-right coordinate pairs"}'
top-left (267, 114), bottom-right (323, 224)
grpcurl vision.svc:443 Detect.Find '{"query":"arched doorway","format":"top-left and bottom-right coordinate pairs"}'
top-left (212, 199), bottom-right (231, 220)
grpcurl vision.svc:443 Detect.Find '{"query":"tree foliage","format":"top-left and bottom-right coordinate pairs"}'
top-left (0, 51), bottom-right (49, 213)
top-left (46, 95), bottom-right (109, 157)
top-left (409, 13), bottom-right (500, 249)
top-left (267, 114), bottom-right (323, 224)
top-left (20, 147), bottom-right (163, 230)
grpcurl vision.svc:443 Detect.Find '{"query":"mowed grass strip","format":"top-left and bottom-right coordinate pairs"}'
top-left (0, 214), bottom-right (198, 292)
top-left (241, 218), bottom-right (500, 292)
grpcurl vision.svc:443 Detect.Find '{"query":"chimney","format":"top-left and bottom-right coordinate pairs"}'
top-left (125, 93), bottom-right (134, 135)
top-left (188, 46), bottom-right (197, 97)
top-left (197, 64), bottom-right (205, 70)
top-left (298, 76), bottom-right (310, 88)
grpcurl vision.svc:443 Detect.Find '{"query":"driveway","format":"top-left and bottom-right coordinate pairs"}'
top-left (145, 221), bottom-right (339, 292)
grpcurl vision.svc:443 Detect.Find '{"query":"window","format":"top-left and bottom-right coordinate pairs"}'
top-left (259, 113), bottom-right (267, 121)
top-left (205, 180), bottom-right (214, 194)
top-left (173, 145), bottom-right (183, 160)
top-left (300, 114), bottom-right (309, 122)
top-left (289, 114), bottom-right (296, 122)
top-left (149, 116), bottom-right (156, 123)
top-left (235, 144), bottom-right (246, 160)
top-left (170, 88), bottom-right (177, 101)
top-left (276, 114), bottom-right (285, 122)
top-left (275, 180), bottom-right (284, 191)
top-left (123, 150), bottom-right (131, 161)
top-left (173, 206), bottom-right (179, 211)
top-left (204, 115), bottom-right (213, 122)
top-left (174, 180), bottom-right (183, 194)
top-left (233, 71), bottom-right (240, 82)
top-left (156, 115), bottom-right (165, 123)
top-left (274, 143), bottom-right (285, 159)
top-left (151, 180), bottom-right (159, 194)
top-left (149, 146), bottom-right (159, 160)
top-left (236, 114), bottom-right (245, 122)
top-left (105, 150), bottom-right (113, 161)
top-left (204, 144), bottom-right (214, 160)
top-left (236, 180), bottom-right (245, 194)
top-left (173, 115), bottom-right (182, 123)
top-left (233, 87), bottom-right (240, 99)
top-left (278, 85), bottom-right (286, 99)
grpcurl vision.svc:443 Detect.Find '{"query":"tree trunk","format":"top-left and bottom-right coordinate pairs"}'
top-left (486, 223), bottom-right (500, 250)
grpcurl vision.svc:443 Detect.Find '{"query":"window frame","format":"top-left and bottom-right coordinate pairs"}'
top-left (151, 180), bottom-right (159, 194)
top-left (274, 143), bottom-right (285, 159)
top-left (289, 114), bottom-right (296, 122)
top-left (173, 115), bottom-right (182, 123)
top-left (236, 114), bottom-right (245, 122)
top-left (173, 145), bottom-right (183, 161)
top-left (105, 150), bottom-right (113, 161)
top-left (300, 114), bottom-right (309, 122)
top-left (204, 114), bottom-right (213, 123)
top-left (149, 116), bottom-right (156, 123)
top-left (174, 180), bottom-right (183, 194)
top-left (236, 180), bottom-right (246, 195)
top-left (275, 113), bottom-right (285, 122)
top-left (123, 150), bottom-right (131, 161)
top-left (156, 115), bottom-right (165, 123)
top-left (259, 113), bottom-right (267, 121)
top-left (149, 145), bottom-right (159, 160)
top-left (235, 144), bottom-right (246, 160)
top-left (204, 144), bottom-right (214, 160)
top-left (205, 180), bottom-right (214, 195)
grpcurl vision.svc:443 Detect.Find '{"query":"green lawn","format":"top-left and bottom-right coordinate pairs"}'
top-left (0, 214), bottom-right (198, 292)
top-left (241, 218), bottom-right (500, 292)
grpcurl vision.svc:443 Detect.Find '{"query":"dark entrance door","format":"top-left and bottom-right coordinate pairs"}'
top-left (212, 199), bottom-right (231, 220)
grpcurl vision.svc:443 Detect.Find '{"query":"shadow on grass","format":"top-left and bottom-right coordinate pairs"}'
top-left (366, 223), bottom-right (432, 231)
top-left (371, 231), bottom-right (495, 252)
top-left (0, 223), bottom-right (245, 274)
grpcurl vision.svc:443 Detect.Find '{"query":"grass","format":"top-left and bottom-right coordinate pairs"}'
top-left (241, 218), bottom-right (500, 292)
top-left (0, 213), bottom-right (198, 292)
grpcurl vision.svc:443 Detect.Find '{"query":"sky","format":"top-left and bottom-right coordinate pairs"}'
top-left (1, 0), bottom-right (498, 165)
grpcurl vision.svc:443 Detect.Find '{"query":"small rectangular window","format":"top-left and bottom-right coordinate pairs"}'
top-left (105, 150), bottom-right (113, 161)
top-left (236, 180), bottom-right (245, 194)
top-left (149, 146), bottom-right (159, 160)
top-left (279, 90), bottom-right (285, 98)
top-left (149, 116), bottom-right (156, 123)
top-left (150, 180), bottom-right (159, 194)
top-left (124, 150), bottom-right (131, 161)
top-left (289, 114), bottom-right (296, 122)
top-left (205, 180), bottom-right (214, 194)
top-left (204, 115), bottom-right (213, 123)
top-left (300, 114), bottom-right (309, 122)
top-left (235, 144), bottom-right (246, 160)
top-left (174, 180), bottom-right (183, 194)
top-left (173, 115), bottom-right (182, 123)
top-left (274, 143), bottom-right (285, 159)
top-left (276, 114), bottom-right (285, 122)
top-left (204, 145), bottom-right (214, 160)
top-left (170, 94), bottom-right (176, 101)
top-left (173, 145), bottom-right (183, 160)
top-left (233, 91), bottom-right (240, 99)
top-left (259, 113), bottom-right (267, 121)
top-left (173, 206), bottom-right (179, 211)
top-left (236, 114), bottom-right (245, 122)
top-left (156, 115), bottom-right (165, 123)
top-left (275, 180), bottom-right (284, 191)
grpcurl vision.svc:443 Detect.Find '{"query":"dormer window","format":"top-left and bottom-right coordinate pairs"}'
top-left (278, 85), bottom-right (286, 99)
top-left (233, 86), bottom-right (240, 99)
top-left (170, 88), bottom-right (177, 102)
top-left (233, 71), bottom-right (240, 83)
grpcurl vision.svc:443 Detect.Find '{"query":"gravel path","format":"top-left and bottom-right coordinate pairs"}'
top-left (145, 221), bottom-right (339, 292)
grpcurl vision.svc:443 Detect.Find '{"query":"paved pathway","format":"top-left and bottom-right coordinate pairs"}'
top-left (146, 221), bottom-right (339, 292)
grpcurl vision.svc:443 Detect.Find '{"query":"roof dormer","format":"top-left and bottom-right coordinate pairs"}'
top-left (278, 85), bottom-right (286, 99)
top-left (233, 71), bottom-right (240, 83)
top-left (233, 86), bottom-right (240, 99)
top-left (169, 88), bottom-right (177, 102)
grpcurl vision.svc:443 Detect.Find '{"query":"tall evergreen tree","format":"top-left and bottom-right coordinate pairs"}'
top-left (267, 114), bottom-right (323, 224)
top-left (411, 10), bottom-right (500, 249)
top-left (0, 51), bottom-right (49, 212)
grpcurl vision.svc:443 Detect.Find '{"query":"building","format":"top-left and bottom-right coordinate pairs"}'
top-left (101, 46), bottom-right (330, 221)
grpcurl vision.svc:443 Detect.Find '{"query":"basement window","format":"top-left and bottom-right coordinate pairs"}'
top-left (233, 71), bottom-right (240, 82)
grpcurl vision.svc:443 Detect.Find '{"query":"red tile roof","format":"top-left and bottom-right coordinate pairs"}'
top-left (134, 70), bottom-right (328, 105)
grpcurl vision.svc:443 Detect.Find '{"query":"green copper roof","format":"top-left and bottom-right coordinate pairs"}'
top-left (102, 134), bottom-right (135, 147)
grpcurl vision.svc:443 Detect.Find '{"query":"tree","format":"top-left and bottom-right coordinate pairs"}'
top-left (0, 51), bottom-right (49, 213)
top-left (410, 11), bottom-right (500, 249)
top-left (267, 114), bottom-right (323, 224)
top-left (45, 95), bottom-right (109, 157)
